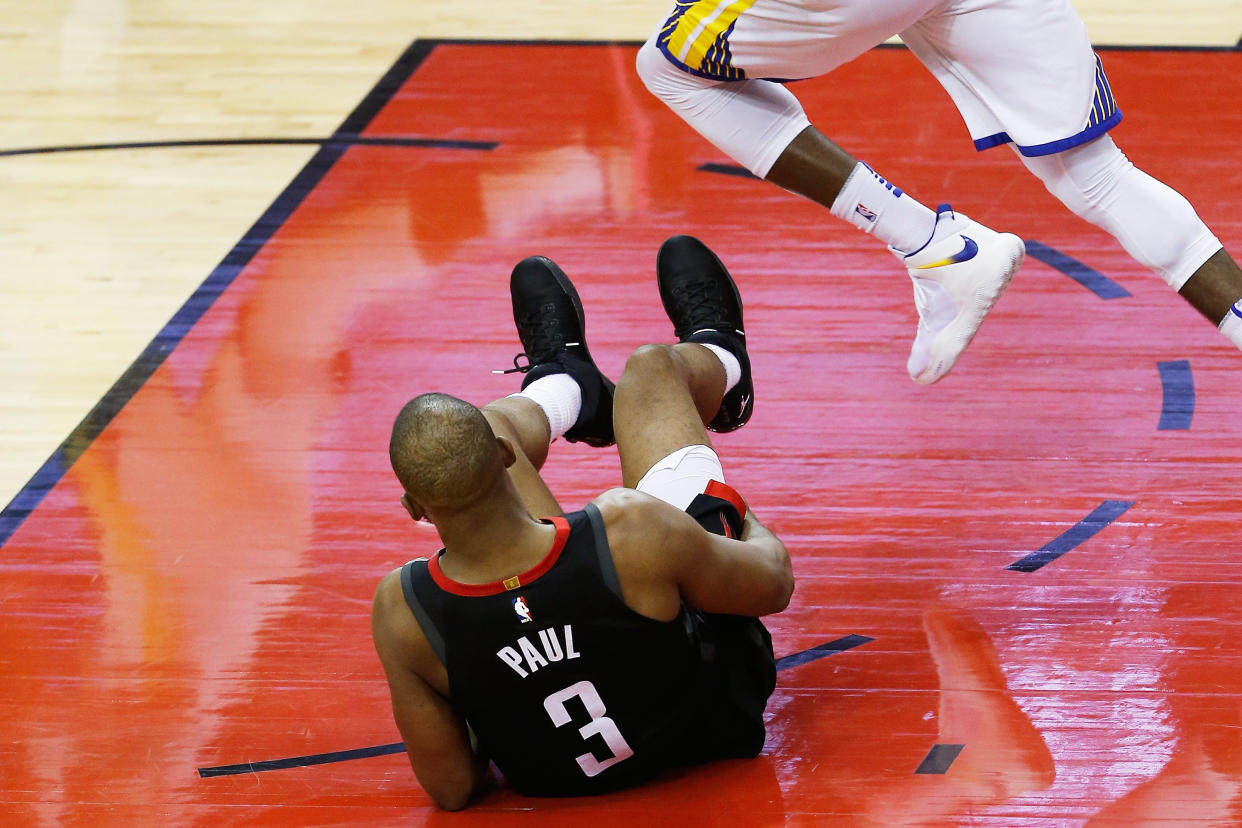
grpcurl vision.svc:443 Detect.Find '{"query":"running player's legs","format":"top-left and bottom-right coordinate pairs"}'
top-left (637, 0), bottom-right (1027, 384)
top-left (637, 0), bottom-right (936, 181)
top-left (904, 0), bottom-right (1242, 346)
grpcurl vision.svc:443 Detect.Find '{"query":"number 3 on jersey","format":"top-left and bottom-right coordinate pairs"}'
top-left (543, 680), bottom-right (635, 777)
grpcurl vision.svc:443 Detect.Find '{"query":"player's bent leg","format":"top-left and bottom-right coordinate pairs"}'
top-left (614, 343), bottom-right (724, 490)
top-left (1018, 136), bottom-right (1242, 349)
top-left (1018, 137), bottom-right (1220, 291)
top-left (635, 38), bottom-right (811, 179)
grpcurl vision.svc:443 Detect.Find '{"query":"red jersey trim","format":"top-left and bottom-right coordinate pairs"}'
top-left (705, 480), bottom-right (747, 520)
top-left (427, 516), bottom-right (571, 597)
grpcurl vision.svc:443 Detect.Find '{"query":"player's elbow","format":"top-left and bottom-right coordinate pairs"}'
top-left (431, 786), bottom-right (473, 812)
top-left (776, 565), bottom-right (794, 611)
top-left (421, 772), bottom-right (480, 812)
top-left (767, 545), bottom-right (794, 613)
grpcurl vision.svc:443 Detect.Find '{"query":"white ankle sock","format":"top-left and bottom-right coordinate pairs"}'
top-left (1219, 301), bottom-right (1242, 350)
top-left (830, 162), bottom-right (938, 254)
top-left (511, 373), bottom-right (582, 441)
top-left (698, 342), bottom-right (741, 394)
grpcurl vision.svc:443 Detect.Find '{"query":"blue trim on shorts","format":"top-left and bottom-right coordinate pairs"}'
top-left (974, 53), bottom-right (1123, 157)
top-left (972, 109), bottom-right (1123, 157)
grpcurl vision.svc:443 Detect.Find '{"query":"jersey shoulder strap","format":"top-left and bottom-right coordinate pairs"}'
top-left (400, 558), bottom-right (447, 665)
top-left (581, 502), bottom-right (623, 601)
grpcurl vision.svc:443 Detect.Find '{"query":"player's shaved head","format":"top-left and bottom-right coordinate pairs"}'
top-left (389, 393), bottom-right (503, 510)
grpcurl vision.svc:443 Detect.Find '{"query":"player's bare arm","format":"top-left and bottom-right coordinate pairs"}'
top-left (371, 569), bottom-right (488, 811)
top-left (593, 487), bottom-right (793, 621)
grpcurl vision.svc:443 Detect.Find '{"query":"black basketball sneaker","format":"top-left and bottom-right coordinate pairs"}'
top-left (502, 256), bottom-right (615, 447)
top-left (656, 235), bottom-right (753, 433)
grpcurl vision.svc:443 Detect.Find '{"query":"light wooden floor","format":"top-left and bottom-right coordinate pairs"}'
top-left (1, 0), bottom-right (1239, 509)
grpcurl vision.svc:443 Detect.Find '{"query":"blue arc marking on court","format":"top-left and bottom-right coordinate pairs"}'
top-left (1157, 360), bottom-right (1195, 430)
top-left (197, 633), bottom-right (873, 778)
top-left (698, 162), bottom-right (759, 180)
top-left (914, 743), bottom-right (964, 774)
top-left (1024, 240), bottom-right (1131, 299)
top-left (1006, 500), bottom-right (1134, 572)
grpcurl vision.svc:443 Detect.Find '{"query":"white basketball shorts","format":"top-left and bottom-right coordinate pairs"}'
top-left (651, 0), bottom-right (1121, 156)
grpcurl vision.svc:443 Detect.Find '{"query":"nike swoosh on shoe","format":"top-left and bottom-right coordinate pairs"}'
top-left (914, 235), bottom-right (980, 270)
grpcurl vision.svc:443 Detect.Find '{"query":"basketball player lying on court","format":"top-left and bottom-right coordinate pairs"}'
top-left (371, 236), bottom-right (793, 810)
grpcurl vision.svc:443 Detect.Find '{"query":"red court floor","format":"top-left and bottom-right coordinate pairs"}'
top-left (2, 41), bottom-right (1241, 825)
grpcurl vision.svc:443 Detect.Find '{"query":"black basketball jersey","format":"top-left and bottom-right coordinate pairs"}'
top-left (401, 503), bottom-right (718, 797)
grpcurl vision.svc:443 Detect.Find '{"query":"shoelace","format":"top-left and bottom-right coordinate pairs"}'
top-left (492, 304), bottom-right (581, 375)
top-left (669, 280), bottom-right (731, 339)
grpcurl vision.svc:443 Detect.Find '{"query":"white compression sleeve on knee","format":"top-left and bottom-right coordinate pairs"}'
top-left (1019, 136), bottom-right (1221, 290)
top-left (636, 38), bottom-right (810, 178)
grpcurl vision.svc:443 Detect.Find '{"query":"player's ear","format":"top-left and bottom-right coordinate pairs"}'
top-left (401, 492), bottom-right (426, 522)
top-left (495, 435), bottom-right (518, 469)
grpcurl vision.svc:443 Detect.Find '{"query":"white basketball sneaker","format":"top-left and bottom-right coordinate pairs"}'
top-left (900, 204), bottom-right (1025, 384)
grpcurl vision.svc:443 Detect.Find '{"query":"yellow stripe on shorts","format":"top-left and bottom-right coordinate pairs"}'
top-left (659, 0), bottom-right (758, 80)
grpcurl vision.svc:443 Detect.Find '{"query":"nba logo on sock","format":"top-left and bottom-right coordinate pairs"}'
top-left (855, 203), bottom-right (877, 223)
top-left (513, 596), bottom-right (533, 623)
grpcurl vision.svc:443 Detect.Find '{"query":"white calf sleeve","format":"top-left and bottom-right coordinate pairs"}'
top-left (1018, 136), bottom-right (1221, 290)
top-left (636, 38), bottom-right (810, 178)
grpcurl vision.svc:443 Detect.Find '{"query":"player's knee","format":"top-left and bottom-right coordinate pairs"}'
top-left (1021, 137), bottom-right (1128, 220)
top-left (636, 37), bottom-right (704, 105)
top-left (622, 343), bottom-right (679, 383)
top-left (635, 38), bottom-right (667, 95)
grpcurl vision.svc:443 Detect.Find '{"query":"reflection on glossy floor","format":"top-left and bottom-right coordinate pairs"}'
top-left (2, 41), bottom-right (1241, 826)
